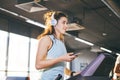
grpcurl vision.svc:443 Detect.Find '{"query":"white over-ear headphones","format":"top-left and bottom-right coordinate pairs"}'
top-left (51, 12), bottom-right (57, 26)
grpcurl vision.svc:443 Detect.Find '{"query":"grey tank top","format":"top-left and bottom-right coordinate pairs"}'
top-left (41, 35), bottom-right (67, 80)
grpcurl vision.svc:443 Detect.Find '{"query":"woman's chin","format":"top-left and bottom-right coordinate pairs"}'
top-left (62, 31), bottom-right (66, 34)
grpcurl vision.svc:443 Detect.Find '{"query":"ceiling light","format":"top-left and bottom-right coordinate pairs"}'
top-left (15, 1), bottom-right (47, 13)
top-left (75, 37), bottom-right (94, 46)
top-left (0, 7), bottom-right (18, 16)
top-left (102, 33), bottom-right (107, 36)
top-left (65, 33), bottom-right (94, 46)
top-left (100, 47), bottom-right (112, 53)
top-left (26, 19), bottom-right (45, 28)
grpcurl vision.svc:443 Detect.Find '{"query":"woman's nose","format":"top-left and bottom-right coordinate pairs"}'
top-left (65, 24), bottom-right (68, 29)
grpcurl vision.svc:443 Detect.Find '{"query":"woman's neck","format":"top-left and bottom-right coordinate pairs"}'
top-left (53, 34), bottom-right (60, 40)
top-left (53, 31), bottom-right (61, 40)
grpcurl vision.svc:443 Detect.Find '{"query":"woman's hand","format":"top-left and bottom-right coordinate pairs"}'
top-left (59, 53), bottom-right (77, 62)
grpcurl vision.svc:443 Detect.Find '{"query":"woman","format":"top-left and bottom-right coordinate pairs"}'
top-left (35, 11), bottom-right (78, 80)
top-left (113, 55), bottom-right (120, 80)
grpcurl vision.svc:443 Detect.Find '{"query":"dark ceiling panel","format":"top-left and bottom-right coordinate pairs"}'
top-left (0, 0), bottom-right (120, 53)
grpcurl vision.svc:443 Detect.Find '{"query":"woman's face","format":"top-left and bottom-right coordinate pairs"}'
top-left (55, 17), bottom-right (68, 34)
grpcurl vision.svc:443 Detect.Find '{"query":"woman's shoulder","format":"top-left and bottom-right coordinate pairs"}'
top-left (39, 35), bottom-right (50, 40)
top-left (38, 35), bottom-right (53, 50)
top-left (38, 35), bottom-right (52, 43)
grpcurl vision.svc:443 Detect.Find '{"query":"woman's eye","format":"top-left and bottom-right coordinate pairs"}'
top-left (66, 22), bottom-right (68, 25)
top-left (63, 21), bottom-right (65, 23)
top-left (63, 21), bottom-right (68, 24)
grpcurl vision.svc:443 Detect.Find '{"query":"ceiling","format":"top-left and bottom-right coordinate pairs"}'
top-left (0, 0), bottom-right (120, 53)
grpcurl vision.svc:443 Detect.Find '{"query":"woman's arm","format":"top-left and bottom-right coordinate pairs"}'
top-left (35, 36), bottom-right (76, 70)
top-left (113, 55), bottom-right (120, 76)
top-left (35, 36), bottom-right (61, 69)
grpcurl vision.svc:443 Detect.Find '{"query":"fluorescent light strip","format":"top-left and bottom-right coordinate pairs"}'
top-left (65, 33), bottom-right (94, 46)
top-left (0, 7), bottom-right (19, 16)
top-left (0, 7), bottom-right (46, 29)
top-left (73, 34), bottom-right (113, 53)
top-left (26, 19), bottom-right (45, 28)
top-left (19, 15), bottom-right (29, 20)
top-left (75, 37), bottom-right (94, 46)
top-left (116, 53), bottom-right (120, 56)
top-left (100, 47), bottom-right (112, 53)
top-left (0, 7), bottom-right (28, 20)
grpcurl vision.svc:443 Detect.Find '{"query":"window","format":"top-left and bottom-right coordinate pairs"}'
top-left (0, 30), bottom-right (8, 79)
top-left (7, 33), bottom-right (29, 76)
top-left (0, 30), bottom-right (41, 80)
top-left (30, 38), bottom-right (41, 80)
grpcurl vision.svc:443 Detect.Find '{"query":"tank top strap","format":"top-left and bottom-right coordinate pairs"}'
top-left (48, 35), bottom-right (56, 42)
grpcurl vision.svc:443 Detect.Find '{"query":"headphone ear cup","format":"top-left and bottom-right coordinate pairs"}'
top-left (51, 12), bottom-right (57, 26)
top-left (51, 19), bottom-right (57, 26)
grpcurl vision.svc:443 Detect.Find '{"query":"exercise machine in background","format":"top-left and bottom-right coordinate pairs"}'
top-left (67, 52), bottom-right (117, 80)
